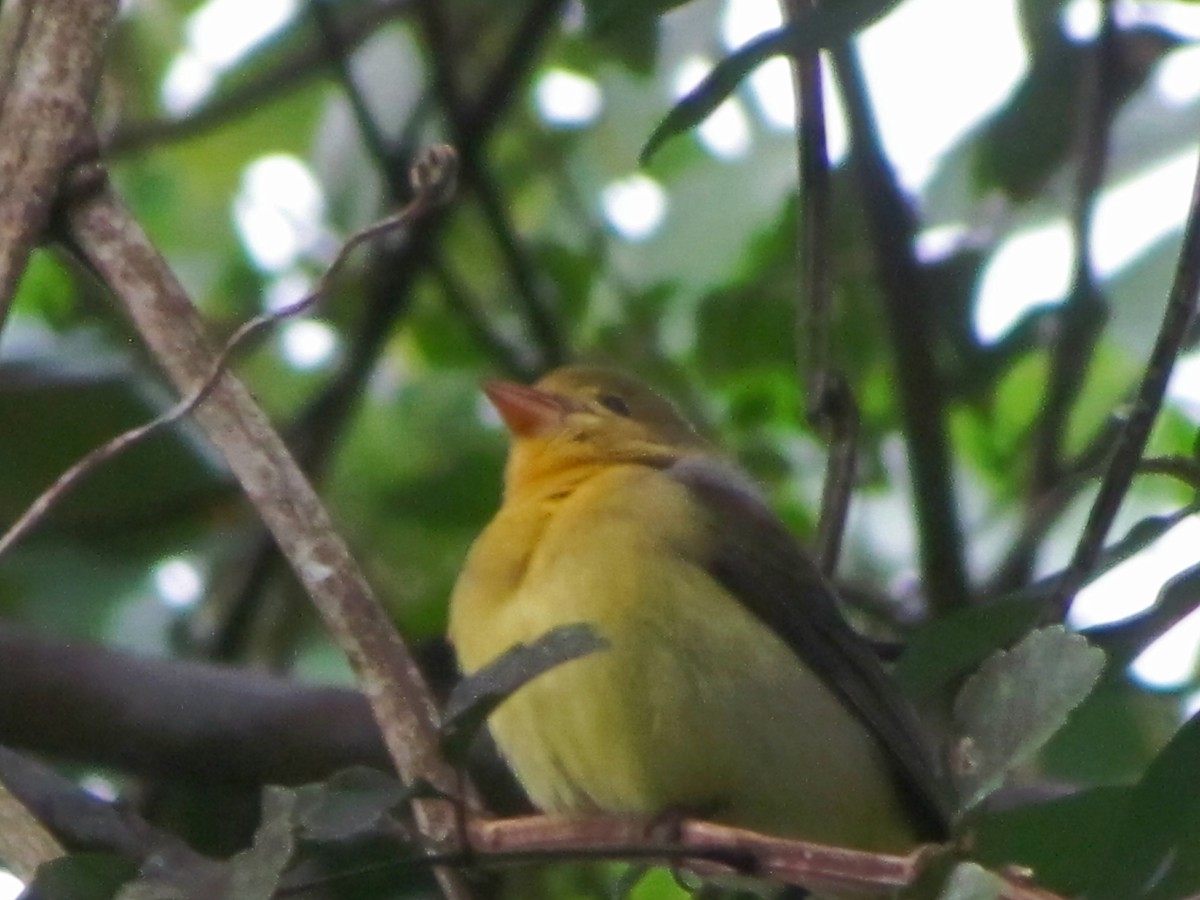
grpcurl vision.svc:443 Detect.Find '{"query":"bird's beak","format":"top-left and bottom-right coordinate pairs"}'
top-left (483, 380), bottom-right (576, 438)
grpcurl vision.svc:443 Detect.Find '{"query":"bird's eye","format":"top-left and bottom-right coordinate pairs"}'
top-left (597, 394), bottom-right (631, 416)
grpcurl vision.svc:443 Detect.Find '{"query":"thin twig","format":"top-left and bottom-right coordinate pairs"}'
top-left (0, 146), bottom-right (457, 559)
top-left (187, 0), bottom-right (567, 673)
top-left (307, 0), bottom-right (404, 195)
top-left (831, 44), bottom-right (969, 612)
top-left (1028, 0), bottom-right (1118, 503)
top-left (104, 0), bottom-right (414, 158)
top-left (1051, 152), bottom-right (1200, 616)
top-left (416, 0), bottom-right (568, 369)
top-left (780, 0), bottom-right (859, 575)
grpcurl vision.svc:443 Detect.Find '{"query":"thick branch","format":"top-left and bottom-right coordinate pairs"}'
top-left (0, 0), bottom-right (118, 321)
top-left (0, 626), bottom-right (388, 784)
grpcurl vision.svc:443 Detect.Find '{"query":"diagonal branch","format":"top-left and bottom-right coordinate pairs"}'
top-left (1051, 152), bottom-right (1200, 616)
top-left (104, 0), bottom-right (414, 158)
top-left (59, 158), bottom-right (471, 898)
top-left (416, 0), bottom-right (568, 369)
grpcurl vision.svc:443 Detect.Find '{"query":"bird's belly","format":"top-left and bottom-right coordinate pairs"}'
top-left (473, 558), bottom-right (915, 852)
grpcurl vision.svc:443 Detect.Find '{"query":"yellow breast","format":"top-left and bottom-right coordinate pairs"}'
top-left (449, 465), bottom-right (916, 852)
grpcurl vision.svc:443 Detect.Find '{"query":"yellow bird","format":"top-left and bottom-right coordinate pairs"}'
top-left (449, 366), bottom-right (951, 856)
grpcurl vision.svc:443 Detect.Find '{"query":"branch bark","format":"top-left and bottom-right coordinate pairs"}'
top-left (0, 626), bottom-right (389, 785)
top-left (59, 164), bottom-right (470, 898)
top-left (0, 0), bottom-right (118, 323)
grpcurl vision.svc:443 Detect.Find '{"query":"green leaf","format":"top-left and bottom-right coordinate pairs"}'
top-left (441, 623), bottom-right (609, 761)
top-left (1087, 713), bottom-right (1200, 899)
top-left (972, 787), bottom-right (1132, 897)
top-left (639, 0), bottom-right (900, 164)
top-left (223, 787), bottom-right (299, 900)
top-left (951, 626), bottom-right (1105, 810)
top-left (292, 766), bottom-right (416, 843)
top-left (895, 597), bottom-right (1044, 699)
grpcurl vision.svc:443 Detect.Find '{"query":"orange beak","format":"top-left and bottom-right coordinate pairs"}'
top-left (483, 380), bottom-right (576, 438)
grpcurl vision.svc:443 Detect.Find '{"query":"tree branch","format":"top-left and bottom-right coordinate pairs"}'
top-left (461, 816), bottom-right (1064, 899)
top-left (0, 0), bottom-right (118, 323)
top-left (1052, 153), bottom-right (1200, 615)
top-left (58, 161), bottom-right (469, 896)
top-left (416, 0), bottom-right (569, 370)
top-left (0, 626), bottom-right (390, 784)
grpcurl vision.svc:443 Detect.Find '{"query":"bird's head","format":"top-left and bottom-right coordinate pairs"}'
top-left (484, 366), bottom-right (709, 495)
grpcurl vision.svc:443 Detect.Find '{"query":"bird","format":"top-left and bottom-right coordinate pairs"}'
top-left (449, 365), bottom-right (952, 859)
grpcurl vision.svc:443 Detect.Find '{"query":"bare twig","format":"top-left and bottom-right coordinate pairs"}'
top-left (1052, 153), bottom-right (1200, 616)
top-left (416, 0), bottom-right (568, 369)
top-left (306, 0), bottom-right (403, 193)
top-left (459, 816), bottom-right (1064, 899)
top-left (204, 1), bottom-right (568, 660)
top-left (0, 146), bottom-right (458, 559)
top-left (779, 0), bottom-right (859, 575)
top-left (0, 0), bottom-right (119, 322)
top-left (831, 44), bottom-right (969, 612)
top-left (57, 150), bottom-right (471, 899)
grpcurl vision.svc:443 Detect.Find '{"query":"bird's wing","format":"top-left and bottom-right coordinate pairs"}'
top-left (667, 456), bottom-right (954, 838)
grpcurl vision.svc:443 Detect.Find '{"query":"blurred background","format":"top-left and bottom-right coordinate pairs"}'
top-left (4, 0), bottom-right (1200, 896)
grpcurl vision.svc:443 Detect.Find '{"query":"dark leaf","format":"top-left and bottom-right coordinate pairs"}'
top-left (293, 767), bottom-right (418, 844)
top-left (640, 0), bottom-right (900, 164)
top-left (441, 623), bottom-right (608, 761)
top-left (1087, 712), bottom-right (1200, 899)
top-left (972, 787), bottom-right (1132, 897)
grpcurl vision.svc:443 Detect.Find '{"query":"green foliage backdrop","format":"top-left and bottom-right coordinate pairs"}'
top-left (4, 0), bottom-right (1200, 896)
